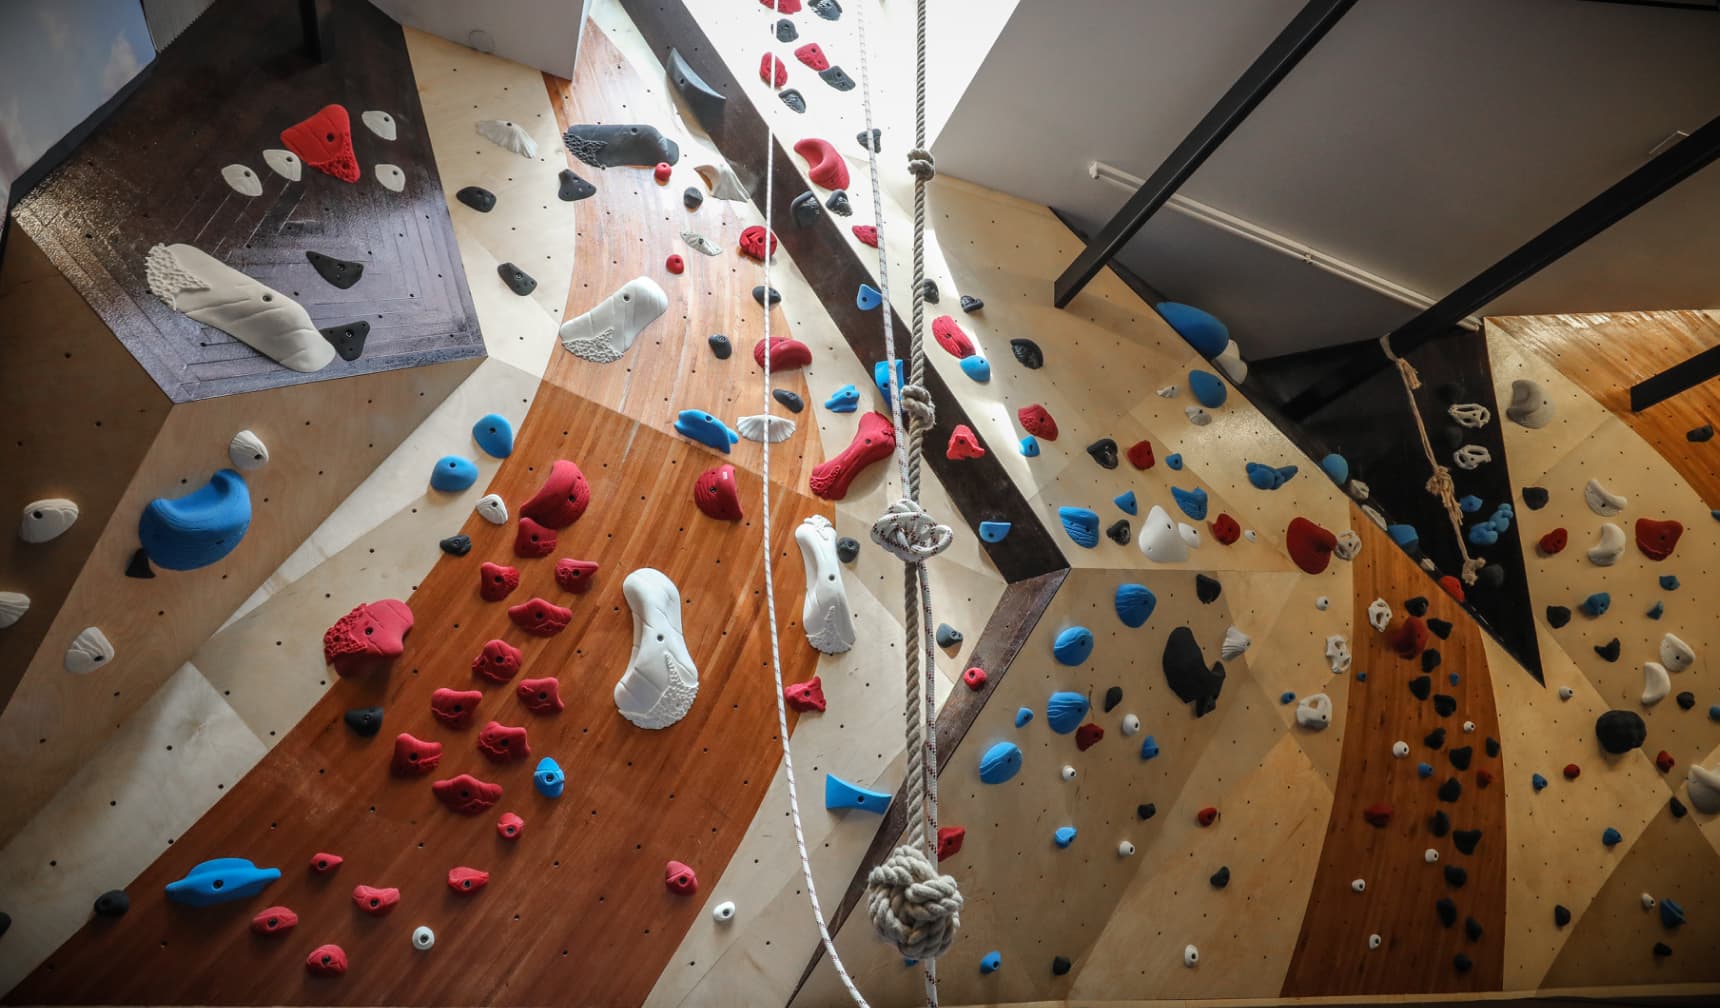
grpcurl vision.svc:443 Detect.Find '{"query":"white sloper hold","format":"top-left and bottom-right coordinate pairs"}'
top-left (1138, 505), bottom-right (1188, 564)
top-left (1367, 598), bottom-right (1392, 632)
top-left (1687, 764), bottom-right (1720, 814)
top-left (1220, 625), bottom-right (1251, 661)
top-left (1660, 633), bottom-right (1695, 673)
top-left (737, 414), bottom-right (795, 443)
top-left (1505, 379), bottom-right (1555, 428)
top-left (1177, 523), bottom-right (1202, 549)
top-left (1185, 406), bottom-right (1212, 426)
top-left (145, 243), bottom-right (334, 372)
top-left (1349, 479), bottom-right (1370, 502)
top-left (1334, 529), bottom-right (1361, 561)
top-left (1156, 385), bottom-right (1178, 399)
top-left (1642, 662), bottom-right (1670, 706)
top-left (20, 498), bottom-right (79, 543)
top-left (1296, 693), bottom-right (1332, 730)
top-left (559, 277), bottom-right (669, 364)
top-left (221, 164), bottom-right (263, 197)
top-left (65, 627), bottom-right (114, 674)
top-left (695, 163), bottom-right (748, 201)
top-left (375, 163), bottom-right (405, 192)
top-left (361, 110), bottom-right (397, 140)
top-left (1587, 522), bottom-right (1625, 566)
top-left (228, 430), bottom-right (269, 471)
top-left (795, 515), bottom-right (854, 655)
top-left (1214, 340), bottom-right (1247, 384)
top-left (1360, 503), bottom-right (1387, 530)
top-left (475, 494), bottom-right (508, 525)
top-left (0, 591), bottom-right (30, 629)
top-left (261, 149), bottom-right (301, 182)
top-left (1326, 635), bottom-right (1352, 674)
top-left (614, 568), bottom-right (699, 729)
top-left (1453, 444), bottom-right (1492, 470)
top-left (1183, 944), bottom-right (1199, 968)
top-left (1583, 478), bottom-right (1627, 517)
top-left (476, 119), bottom-right (538, 158)
top-left (1448, 402), bottom-right (1491, 428)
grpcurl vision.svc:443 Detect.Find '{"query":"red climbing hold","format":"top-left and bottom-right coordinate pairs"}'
top-left (518, 677), bottom-right (565, 714)
top-left (281, 104), bottom-right (359, 183)
top-left (391, 733), bottom-right (443, 776)
top-left (1196, 806), bottom-right (1220, 827)
top-left (784, 676), bottom-right (826, 712)
top-left (809, 411), bottom-right (896, 500)
top-left (962, 666), bottom-right (987, 691)
top-left (430, 688), bottom-right (482, 729)
top-left (472, 638), bottom-right (524, 684)
top-left (477, 720), bottom-right (530, 762)
top-left (653, 161), bottom-right (672, 184)
top-left (1075, 722), bottom-right (1104, 751)
top-left (937, 825), bottom-right (965, 862)
top-left (852, 224), bottom-right (878, 248)
top-left (753, 336), bottom-right (812, 371)
top-left (322, 599), bottom-right (413, 676)
top-left (739, 224), bottom-right (780, 261)
top-left (515, 517), bottom-right (558, 559)
top-left (1362, 803), bottom-right (1394, 827)
top-left (1656, 749), bottom-right (1676, 772)
top-left (793, 42), bottom-right (830, 71)
top-left (694, 464), bottom-right (744, 521)
top-left (1286, 517), bottom-right (1338, 575)
top-left (931, 316), bottom-right (975, 359)
top-left (1388, 616), bottom-right (1430, 659)
top-left (509, 597), bottom-right (574, 637)
top-left (352, 884), bottom-right (399, 916)
top-left (792, 137), bottom-right (849, 190)
top-left (1635, 518), bottom-right (1683, 561)
top-left (1537, 528), bottom-right (1567, 556)
top-left (520, 460), bottom-right (592, 529)
top-left (251, 905), bottom-right (298, 936)
top-left (1563, 763), bottom-right (1581, 780)
top-left (447, 866), bottom-right (490, 895)
top-left (1439, 575), bottom-right (1465, 602)
top-left (1209, 513), bottom-right (1240, 546)
top-left (761, 0), bottom-right (800, 11)
top-left (497, 812), bottom-right (525, 840)
top-left (306, 943), bottom-right (348, 977)
top-left (310, 852), bottom-right (344, 873)
top-left (759, 52), bottom-right (787, 88)
top-left (1476, 768), bottom-right (1494, 788)
top-left (1127, 440), bottom-right (1155, 469)
top-left (946, 425), bottom-right (985, 460)
top-left (554, 557), bottom-right (600, 594)
top-left (479, 562), bottom-right (520, 602)
top-left (665, 860), bottom-right (698, 894)
top-left (666, 254), bottom-right (684, 275)
top-left (433, 773), bottom-right (503, 815)
top-left (1017, 404), bottom-right (1059, 441)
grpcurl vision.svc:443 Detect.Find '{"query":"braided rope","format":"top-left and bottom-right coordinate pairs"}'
top-left (1378, 335), bottom-right (1486, 585)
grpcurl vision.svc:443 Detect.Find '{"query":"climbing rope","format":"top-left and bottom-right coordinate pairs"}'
top-left (1378, 335), bottom-right (1486, 585)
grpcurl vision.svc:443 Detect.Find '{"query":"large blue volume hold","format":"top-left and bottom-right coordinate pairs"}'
top-left (472, 413), bottom-right (515, 458)
top-left (165, 857), bottom-right (281, 907)
top-left (430, 455), bottom-right (479, 492)
top-left (825, 773), bottom-right (891, 812)
top-left (1156, 302), bottom-right (1228, 357)
top-left (138, 469), bottom-right (252, 571)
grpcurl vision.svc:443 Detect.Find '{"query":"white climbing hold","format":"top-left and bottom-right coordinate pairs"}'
top-left (695, 163), bottom-right (749, 201)
top-left (20, 498), bottom-right (78, 543)
top-left (1156, 385), bottom-right (1178, 399)
top-left (476, 119), bottom-right (538, 158)
top-left (362, 110), bottom-right (397, 141)
top-left (1060, 765), bottom-right (1077, 782)
top-left (1360, 504), bottom-right (1387, 530)
top-left (1586, 522), bottom-right (1625, 566)
top-left (1296, 693), bottom-right (1333, 731)
top-left (738, 414), bottom-right (796, 443)
top-left (145, 243), bottom-right (333, 372)
top-left (1368, 598), bottom-right (1392, 632)
top-left (1315, 596), bottom-right (1330, 611)
top-left (221, 164), bottom-right (263, 197)
top-left (1351, 878), bottom-right (1367, 893)
top-left (375, 163), bottom-right (405, 192)
top-left (1462, 720), bottom-right (1476, 734)
top-left (261, 149), bottom-right (301, 182)
top-left (1326, 635), bottom-right (1352, 674)
top-left (1214, 341), bottom-right (1247, 384)
top-left (614, 568), bottom-right (700, 730)
top-left (475, 494), bottom-right (508, 525)
top-left (1334, 529), bottom-right (1361, 561)
top-left (1242, 529), bottom-right (1258, 543)
top-left (1424, 848), bottom-right (1440, 864)
top-left (1185, 406), bottom-right (1212, 427)
top-left (712, 900), bottom-right (737, 922)
top-left (1177, 523), bottom-right (1202, 549)
top-left (1120, 714), bottom-right (1140, 736)
top-left (1583, 479), bottom-right (1627, 517)
top-left (681, 232), bottom-right (722, 257)
top-left (1558, 686), bottom-right (1575, 701)
top-left (1138, 505), bottom-right (1188, 564)
top-left (1453, 444), bottom-right (1491, 470)
top-left (412, 925), bottom-right (435, 951)
top-left (1686, 764), bottom-right (1720, 814)
top-left (1183, 945), bottom-right (1199, 968)
top-left (1392, 740), bottom-right (1410, 758)
top-left (559, 277), bottom-right (668, 364)
top-left (795, 515), bottom-right (854, 655)
top-left (1368, 933), bottom-right (1382, 950)
top-left (1505, 379), bottom-right (1555, 428)
top-left (1659, 633), bottom-right (1695, 673)
top-left (228, 430), bottom-right (269, 471)
top-left (1220, 625), bottom-right (1252, 660)
top-left (1349, 479), bottom-right (1370, 501)
top-left (1642, 662), bottom-right (1670, 706)
top-left (1117, 841), bottom-right (1136, 857)
top-left (1448, 403), bottom-right (1492, 428)
top-left (65, 627), bottom-right (114, 674)
top-left (0, 592), bottom-right (30, 629)
top-left (1641, 892), bottom-right (1657, 910)
top-left (1419, 558), bottom-right (1438, 573)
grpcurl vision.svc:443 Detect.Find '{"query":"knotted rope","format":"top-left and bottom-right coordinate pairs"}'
top-left (1379, 335), bottom-right (1486, 585)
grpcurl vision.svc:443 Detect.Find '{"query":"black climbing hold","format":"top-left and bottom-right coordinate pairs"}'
top-left (1137, 802), bottom-right (1157, 820)
top-left (959, 294), bottom-right (983, 313)
top-left (1051, 955), bottom-right (1072, 976)
top-left (791, 190), bottom-right (822, 228)
top-left (1670, 795), bottom-right (1687, 819)
top-left (320, 319), bottom-right (369, 362)
top-left (1209, 866), bottom-right (1230, 889)
top-left (776, 18), bottom-right (798, 41)
top-left (558, 169), bottom-right (596, 202)
top-left (94, 890), bottom-right (130, 918)
top-left (498, 262), bottom-right (538, 296)
top-left (1086, 438), bottom-right (1119, 470)
top-left (1438, 777), bottom-right (1463, 802)
top-left (1653, 942), bottom-right (1673, 958)
top-left (1103, 686), bottom-right (1123, 713)
top-left (856, 128), bottom-right (880, 153)
top-left (1105, 519), bottom-right (1131, 546)
top-left (1436, 897), bottom-right (1457, 927)
top-left (819, 66), bottom-right (855, 91)
top-left (1449, 745), bottom-right (1473, 771)
top-left (836, 537), bottom-right (860, 563)
top-left (666, 49), bottom-right (727, 134)
top-left (936, 623), bottom-right (963, 649)
top-left (753, 285), bottom-right (782, 307)
top-left (1409, 676), bottom-right (1432, 701)
top-left (1422, 649), bottom-right (1442, 673)
top-left (1676, 691), bottom-right (1696, 711)
top-left (125, 547), bottom-right (155, 579)
top-left (1597, 710), bottom-right (1647, 754)
top-left (1522, 486), bottom-right (1549, 509)
top-left (684, 186), bottom-right (704, 210)
top-left (1465, 916), bottom-right (1483, 941)
top-left (1163, 625), bottom-right (1225, 718)
top-left (1404, 596), bottom-right (1429, 617)
top-left (1435, 425), bottom-right (1464, 452)
top-left (1195, 575), bottom-right (1222, 604)
top-left (1546, 605), bottom-right (1572, 628)
top-left (1433, 694), bottom-right (1458, 717)
top-left (1010, 338), bottom-right (1044, 369)
top-left (774, 389), bottom-right (805, 413)
top-left (825, 189), bottom-right (852, 216)
top-left (920, 279), bottom-right (940, 303)
top-left (561, 124), bottom-right (680, 168)
top-left (1435, 381), bottom-right (1467, 404)
top-left (1554, 904), bottom-right (1571, 927)
top-left (708, 334), bottom-right (732, 360)
top-left (1484, 736), bottom-right (1499, 758)
top-left (0, 911), bottom-right (9, 939)
top-left (1454, 953), bottom-right (1473, 973)
top-left (1444, 865), bottom-right (1467, 888)
top-left (456, 186), bottom-right (496, 212)
top-left (1427, 618), bottom-right (1453, 640)
top-left (439, 534), bottom-right (472, 556)
top-left (344, 706), bottom-right (384, 737)
top-left (1453, 828), bottom-right (1481, 855)
top-left (306, 250), bottom-right (364, 289)
top-left (1688, 424), bottom-right (1714, 442)
top-left (1429, 810), bottom-right (1450, 837)
top-left (810, 0), bottom-right (842, 20)
top-left (779, 88), bottom-right (806, 114)
top-left (1477, 564), bottom-right (1505, 589)
top-left (1424, 727), bottom-right (1446, 750)
top-left (1594, 637), bottom-right (1621, 662)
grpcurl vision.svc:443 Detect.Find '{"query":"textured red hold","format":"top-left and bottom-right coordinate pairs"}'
top-left (251, 905), bottom-right (298, 936)
top-left (554, 557), bottom-right (600, 594)
top-left (430, 688), bottom-right (483, 729)
top-left (760, 0), bottom-right (800, 12)
top-left (1538, 528), bottom-right (1567, 556)
top-left (665, 253), bottom-right (684, 275)
top-left (518, 677), bottom-right (564, 714)
top-left (1635, 518), bottom-right (1683, 561)
top-left (1656, 749), bottom-right (1676, 772)
top-left (479, 562), bottom-right (520, 602)
top-left (1126, 440), bottom-right (1155, 470)
top-left (852, 224), bottom-right (878, 248)
top-left (1196, 806), bottom-right (1220, 827)
top-left (520, 460), bottom-right (592, 529)
top-left (352, 884), bottom-right (399, 916)
top-left (447, 867), bottom-right (490, 895)
top-left (1075, 723), bottom-right (1104, 751)
top-left (1017, 404), bottom-right (1059, 441)
top-left (509, 597), bottom-right (574, 636)
top-left (477, 720), bottom-right (530, 762)
top-left (1388, 616), bottom-right (1430, 660)
top-left (931, 316), bottom-right (975, 359)
top-left (945, 425), bottom-right (985, 461)
top-left (514, 517), bottom-right (558, 559)
top-left (793, 42), bottom-right (829, 71)
top-left (665, 860), bottom-right (698, 894)
top-left (752, 336), bottom-right (812, 371)
top-left (936, 825), bottom-right (965, 862)
top-left (738, 224), bottom-right (779, 261)
top-left (281, 104), bottom-right (359, 183)
top-left (1439, 575), bottom-right (1465, 602)
top-left (305, 943), bottom-right (348, 977)
top-left (472, 638), bottom-right (523, 683)
top-left (322, 599), bottom-right (413, 676)
top-left (961, 666), bottom-right (987, 691)
top-left (1209, 513), bottom-right (1241, 546)
top-left (694, 464), bottom-right (744, 521)
top-left (1285, 517), bottom-right (1338, 575)
top-left (1476, 768), bottom-right (1494, 788)
top-left (310, 852), bottom-right (344, 874)
top-left (391, 733), bottom-right (443, 776)
top-left (433, 773), bottom-right (503, 815)
top-left (496, 812), bottom-right (525, 840)
top-left (792, 137), bottom-right (849, 190)
top-left (1362, 802), bottom-right (1394, 827)
top-left (759, 52), bottom-right (787, 89)
top-left (809, 411), bottom-right (896, 501)
top-left (784, 676), bottom-right (826, 712)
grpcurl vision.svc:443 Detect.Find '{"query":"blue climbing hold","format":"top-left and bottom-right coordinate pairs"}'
top-left (1468, 522), bottom-right (1500, 546)
top-left (1531, 773), bottom-right (1548, 792)
top-left (1046, 691), bottom-right (1090, 734)
top-left (1058, 506), bottom-right (1099, 548)
top-left (535, 757), bottom-right (565, 798)
top-left (1245, 462), bottom-right (1298, 490)
top-left (1647, 601), bottom-right (1664, 620)
top-left (1114, 583), bottom-right (1157, 628)
top-left (1188, 369), bottom-right (1227, 409)
top-left (674, 410), bottom-right (739, 453)
top-left (1279, 691), bottom-right (1295, 704)
top-left (1053, 826), bottom-right (1077, 849)
top-left (165, 857), bottom-right (281, 907)
top-left (1165, 453), bottom-right (1183, 471)
top-left (978, 741), bottom-right (1023, 784)
top-left (1015, 707), bottom-right (1033, 728)
top-left (430, 455), bottom-right (480, 492)
top-left (1388, 524), bottom-right (1420, 550)
top-left (825, 384), bottom-right (860, 413)
top-left (1659, 575), bottom-right (1680, 591)
top-left (1459, 495), bottom-right (1483, 513)
top-left (1053, 626), bottom-right (1095, 666)
top-left (1139, 735), bottom-right (1160, 760)
top-left (1171, 486), bottom-right (1208, 521)
top-left (1020, 435), bottom-right (1040, 458)
top-left (1601, 827), bottom-right (1623, 848)
top-left (1449, 672), bottom-right (1461, 686)
top-left (826, 773), bottom-right (891, 813)
top-left (1356, 671), bottom-right (1367, 682)
top-left (1660, 897), bottom-right (1685, 928)
top-left (1114, 490), bottom-right (1138, 515)
top-left (1418, 762), bottom-right (1434, 779)
top-left (1580, 592), bottom-right (1611, 618)
top-left (138, 469), bottom-right (252, 572)
top-left (978, 521), bottom-right (1012, 543)
top-left (873, 359), bottom-right (906, 406)
top-left (1709, 705), bottom-right (1720, 722)
top-left (856, 283), bottom-right (882, 310)
top-left (960, 356), bottom-right (991, 382)
top-left (1156, 302), bottom-right (1228, 358)
top-left (1319, 453), bottom-right (1349, 485)
top-left (472, 413), bottom-right (514, 458)
top-left (979, 951), bottom-right (1002, 975)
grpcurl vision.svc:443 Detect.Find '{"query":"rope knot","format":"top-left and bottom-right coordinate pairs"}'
top-left (906, 148), bottom-right (935, 181)
top-left (865, 845), bottom-right (962, 960)
top-left (898, 383), bottom-right (935, 432)
top-left (871, 499), bottom-right (953, 563)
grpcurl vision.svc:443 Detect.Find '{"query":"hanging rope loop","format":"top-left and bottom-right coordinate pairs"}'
top-left (906, 148), bottom-right (936, 181)
top-left (871, 499), bottom-right (953, 563)
top-left (865, 845), bottom-right (963, 960)
top-left (1380, 335), bottom-right (1485, 586)
top-left (898, 383), bottom-right (936, 433)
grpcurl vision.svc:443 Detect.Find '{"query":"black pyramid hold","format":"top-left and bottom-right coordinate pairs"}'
top-left (1137, 802), bottom-right (1157, 820)
top-left (456, 186), bottom-right (496, 212)
top-left (1594, 637), bottom-right (1621, 662)
top-left (344, 706), bottom-right (384, 737)
top-left (1429, 809), bottom-right (1451, 837)
top-left (1653, 942), bottom-right (1673, 958)
top-left (1409, 675), bottom-right (1433, 701)
top-left (1522, 486), bottom-right (1549, 509)
top-left (1103, 685), bottom-right (1123, 713)
top-left (1404, 595), bottom-right (1430, 617)
top-left (94, 889), bottom-right (130, 918)
top-left (1105, 519), bottom-right (1131, 546)
top-left (1433, 693), bottom-right (1458, 717)
top-left (1427, 618), bottom-right (1454, 640)
top-left (1086, 438), bottom-right (1119, 469)
top-left (1422, 648), bottom-right (1442, 673)
top-left (558, 169), bottom-right (597, 202)
top-left (1438, 777), bottom-right (1463, 803)
top-left (1453, 828), bottom-right (1482, 856)
top-left (1195, 574), bottom-right (1222, 604)
top-left (125, 547), bottom-right (155, 579)
top-left (1051, 955), bottom-right (1072, 976)
top-left (773, 389), bottom-right (805, 413)
top-left (1465, 916), bottom-right (1484, 942)
top-left (1670, 795), bottom-right (1688, 819)
top-left (825, 189), bottom-right (852, 216)
top-left (708, 333), bottom-right (732, 359)
top-left (836, 537), bottom-right (860, 563)
top-left (1449, 745), bottom-right (1473, 771)
top-left (320, 319), bottom-right (369, 362)
top-left (1011, 338), bottom-right (1044, 369)
top-left (1436, 897), bottom-right (1457, 927)
top-left (959, 294), bottom-right (984, 313)
top-left (1444, 865), bottom-right (1468, 888)
top-left (1554, 904), bottom-right (1571, 927)
top-left (1424, 726), bottom-right (1446, 750)
top-left (1209, 865), bottom-right (1231, 889)
top-left (306, 250), bottom-right (364, 289)
top-left (1547, 605), bottom-right (1572, 628)
top-left (1485, 736), bottom-right (1500, 758)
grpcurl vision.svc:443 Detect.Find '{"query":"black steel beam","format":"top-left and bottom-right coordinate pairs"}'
top-left (1631, 342), bottom-right (1720, 411)
top-left (1051, 0), bottom-right (1357, 309)
top-left (1283, 112), bottom-right (1720, 421)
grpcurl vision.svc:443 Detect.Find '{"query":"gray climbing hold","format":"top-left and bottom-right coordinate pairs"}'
top-left (93, 890), bottom-right (130, 918)
top-left (708, 334), bottom-right (732, 359)
top-left (1011, 338), bottom-right (1043, 369)
top-left (856, 128), bottom-right (880, 152)
top-left (810, 0), bottom-right (842, 19)
top-left (320, 319), bottom-right (369, 362)
top-left (344, 706), bottom-right (383, 737)
top-left (1106, 519), bottom-right (1131, 545)
top-left (753, 285), bottom-right (782, 307)
top-left (558, 169), bottom-right (596, 202)
top-left (835, 537), bottom-right (860, 563)
top-left (1505, 379), bottom-right (1555, 428)
top-left (775, 18), bottom-right (798, 41)
top-left (819, 66), bottom-right (855, 90)
top-left (960, 295), bottom-right (983, 313)
top-left (779, 88), bottom-right (806, 113)
top-left (456, 186), bottom-right (496, 212)
top-left (774, 389), bottom-right (804, 413)
top-left (826, 189), bottom-right (851, 216)
top-left (1103, 686), bottom-right (1123, 712)
top-left (440, 534), bottom-right (472, 556)
top-left (562, 124), bottom-right (680, 168)
top-left (1596, 709), bottom-right (1647, 754)
top-left (936, 623), bottom-right (963, 649)
top-left (1689, 424), bottom-right (1714, 442)
top-left (498, 262), bottom-right (537, 296)
top-left (921, 279), bottom-right (940, 303)
top-left (683, 186), bottom-right (704, 209)
top-left (306, 250), bottom-right (364, 289)
top-left (791, 191), bottom-right (822, 228)
top-left (1163, 626), bottom-right (1225, 717)
top-left (665, 49), bottom-right (726, 133)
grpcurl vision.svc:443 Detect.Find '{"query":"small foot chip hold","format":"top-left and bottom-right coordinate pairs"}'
top-left (475, 493), bottom-right (508, 524)
top-left (391, 733), bottom-right (442, 776)
top-left (306, 944), bottom-right (348, 977)
top-left (430, 688), bottom-right (482, 729)
top-left (93, 889), bottom-right (130, 917)
top-left (412, 925), bottom-right (435, 951)
top-left (558, 169), bottom-right (596, 201)
top-left (352, 884), bottom-right (400, 916)
top-left (1183, 944), bottom-right (1200, 967)
top-left (479, 562), bottom-right (520, 602)
top-left (344, 706), bottom-right (383, 737)
top-left (509, 597), bottom-right (574, 637)
top-left (433, 773), bottom-right (503, 815)
top-left (374, 163), bottom-right (405, 192)
top-left (472, 639), bottom-right (523, 683)
top-left (252, 906), bottom-right (298, 936)
top-left (785, 675), bottom-right (827, 712)
top-left (322, 599), bottom-right (413, 676)
top-left (439, 534), bottom-right (472, 556)
top-left (665, 860), bottom-right (699, 895)
top-left (497, 262), bottom-right (537, 296)
top-left (560, 277), bottom-right (668, 364)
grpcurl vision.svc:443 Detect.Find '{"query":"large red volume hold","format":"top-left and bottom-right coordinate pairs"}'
top-left (792, 137), bottom-right (849, 190)
top-left (520, 460), bottom-right (592, 529)
top-left (936, 825), bottom-right (965, 862)
top-left (554, 557), bottom-right (600, 594)
top-left (759, 52), bottom-right (787, 88)
top-left (738, 224), bottom-right (779, 261)
top-left (430, 688), bottom-right (483, 728)
top-left (1635, 517), bottom-right (1683, 560)
top-left (251, 905), bottom-right (298, 935)
top-left (694, 464), bottom-right (744, 520)
top-left (433, 773), bottom-right (503, 815)
top-left (514, 517), bottom-right (558, 558)
top-left (471, 638), bottom-right (523, 683)
top-left (477, 720), bottom-right (530, 762)
top-left (509, 597), bottom-right (573, 636)
top-left (793, 42), bottom-right (830, 71)
top-left (391, 733), bottom-right (443, 776)
top-left (664, 860), bottom-right (698, 894)
top-left (1285, 517), bottom-right (1338, 575)
top-left (518, 676), bottom-right (565, 714)
top-left (447, 867), bottom-right (490, 894)
top-left (351, 884), bottom-right (399, 916)
top-left (1389, 616), bottom-right (1430, 659)
top-left (931, 316), bottom-right (975, 358)
top-left (306, 944), bottom-right (348, 977)
top-left (809, 411), bottom-right (896, 501)
top-left (281, 104), bottom-right (359, 183)
top-left (1126, 439), bottom-right (1155, 469)
top-left (322, 599), bottom-right (413, 676)
top-left (1017, 403), bottom-right (1059, 441)
top-left (752, 336), bottom-right (812, 370)
top-left (478, 562), bottom-right (520, 602)
top-left (310, 852), bottom-right (343, 873)
top-left (784, 675), bottom-right (826, 712)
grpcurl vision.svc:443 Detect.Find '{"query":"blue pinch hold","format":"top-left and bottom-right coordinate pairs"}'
top-left (472, 413), bottom-right (514, 458)
top-left (960, 356), bottom-right (992, 382)
top-left (1659, 574), bottom-right (1680, 591)
top-left (1015, 707), bottom-right (1033, 728)
top-left (1052, 626), bottom-right (1095, 666)
top-left (1245, 462), bottom-right (1298, 490)
top-left (825, 384), bottom-right (860, 413)
top-left (1046, 691), bottom-right (1090, 734)
top-left (165, 857), bottom-right (281, 907)
top-left (1468, 522), bottom-right (1500, 546)
top-left (1114, 490), bottom-right (1138, 515)
top-left (826, 773), bottom-right (891, 813)
top-left (856, 283), bottom-right (882, 310)
top-left (674, 409), bottom-right (739, 453)
top-left (978, 520), bottom-right (1012, 543)
top-left (1058, 506), bottom-right (1099, 548)
top-left (138, 469), bottom-right (252, 571)
top-left (1418, 762), bottom-right (1434, 778)
top-left (1489, 512), bottom-right (1513, 533)
top-left (1139, 734), bottom-right (1160, 760)
top-left (1459, 495), bottom-right (1483, 513)
top-left (1647, 601), bottom-right (1664, 620)
top-left (1580, 592), bottom-right (1611, 618)
top-left (873, 359), bottom-right (906, 406)
top-left (978, 741), bottom-right (1023, 784)
top-left (1114, 583), bottom-right (1156, 628)
top-left (1531, 772), bottom-right (1548, 792)
top-left (1601, 826), bottom-right (1623, 848)
top-left (1188, 369), bottom-right (1227, 408)
top-left (1388, 524), bottom-right (1420, 549)
top-left (1171, 486), bottom-right (1208, 521)
top-left (535, 757), bottom-right (565, 798)
top-left (430, 454), bottom-right (480, 492)
top-left (1053, 826), bottom-right (1077, 849)
top-left (1165, 453), bottom-right (1183, 470)
top-left (1660, 897), bottom-right (1685, 928)
top-left (979, 951), bottom-right (1003, 975)
top-left (1020, 435), bottom-right (1040, 457)
top-left (1157, 302), bottom-right (1228, 357)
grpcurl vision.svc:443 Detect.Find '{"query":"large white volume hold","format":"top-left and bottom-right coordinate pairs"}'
top-left (65, 627), bottom-right (114, 674)
top-left (221, 164), bottom-right (263, 197)
top-left (20, 498), bottom-right (79, 543)
top-left (0, 591), bottom-right (30, 629)
top-left (145, 243), bottom-right (334, 372)
top-left (559, 277), bottom-right (668, 364)
top-left (229, 430), bottom-right (270, 471)
top-left (795, 515), bottom-right (854, 654)
top-left (1138, 505), bottom-right (1187, 563)
top-left (362, 110), bottom-right (398, 140)
top-left (476, 119), bottom-right (538, 158)
top-left (615, 568), bottom-right (699, 729)
top-left (261, 149), bottom-right (302, 181)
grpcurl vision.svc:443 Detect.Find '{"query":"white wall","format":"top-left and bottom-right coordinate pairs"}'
top-left (371, 0), bottom-right (595, 78)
